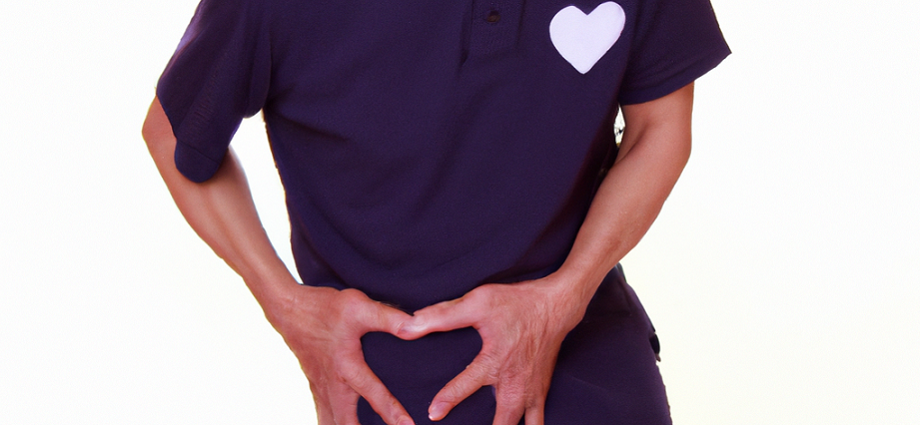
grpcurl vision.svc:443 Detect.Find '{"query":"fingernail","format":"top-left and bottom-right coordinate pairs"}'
top-left (429, 402), bottom-right (448, 421)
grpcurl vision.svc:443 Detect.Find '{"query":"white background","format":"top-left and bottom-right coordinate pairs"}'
top-left (1, 0), bottom-right (917, 423)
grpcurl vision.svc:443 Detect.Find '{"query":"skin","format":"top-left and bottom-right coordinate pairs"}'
top-left (141, 81), bottom-right (694, 425)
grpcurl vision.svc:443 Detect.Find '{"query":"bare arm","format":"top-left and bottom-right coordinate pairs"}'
top-left (556, 81), bottom-right (694, 302)
top-left (400, 83), bottom-right (695, 425)
top-left (142, 97), bottom-right (415, 425)
top-left (142, 97), bottom-right (294, 298)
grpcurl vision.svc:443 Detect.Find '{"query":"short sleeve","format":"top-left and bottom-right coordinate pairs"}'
top-left (618, 0), bottom-right (730, 105)
top-left (156, 0), bottom-right (271, 182)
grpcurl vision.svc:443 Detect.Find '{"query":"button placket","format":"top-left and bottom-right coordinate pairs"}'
top-left (468, 0), bottom-right (522, 56)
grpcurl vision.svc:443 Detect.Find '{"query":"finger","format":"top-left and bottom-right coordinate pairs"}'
top-left (398, 297), bottom-right (480, 339)
top-left (340, 357), bottom-right (415, 425)
top-left (524, 404), bottom-right (545, 425)
top-left (362, 299), bottom-right (415, 336)
top-left (328, 381), bottom-right (361, 425)
top-left (309, 382), bottom-right (337, 425)
top-left (491, 394), bottom-right (526, 425)
top-left (428, 355), bottom-right (492, 421)
top-left (316, 402), bottom-right (337, 425)
top-left (339, 289), bottom-right (413, 336)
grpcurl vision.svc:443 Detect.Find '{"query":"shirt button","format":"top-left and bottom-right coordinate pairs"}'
top-left (486, 10), bottom-right (501, 23)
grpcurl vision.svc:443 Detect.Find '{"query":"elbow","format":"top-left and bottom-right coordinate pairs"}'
top-left (141, 97), bottom-right (177, 150)
top-left (141, 97), bottom-right (184, 181)
top-left (140, 114), bottom-right (159, 148)
top-left (141, 97), bottom-right (180, 160)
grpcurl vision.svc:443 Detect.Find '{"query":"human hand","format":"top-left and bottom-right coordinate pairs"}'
top-left (397, 276), bottom-right (590, 425)
top-left (264, 285), bottom-right (415, 425)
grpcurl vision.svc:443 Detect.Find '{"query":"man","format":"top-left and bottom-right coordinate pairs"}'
top-left (143, 1), bottom-right (728, 424)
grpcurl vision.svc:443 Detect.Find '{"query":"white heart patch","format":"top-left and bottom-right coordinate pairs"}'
top-left (549, 2), bottom-right (626, 74)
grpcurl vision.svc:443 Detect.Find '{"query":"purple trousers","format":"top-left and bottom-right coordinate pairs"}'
top-left (358, 264), bottom-right (671, 425)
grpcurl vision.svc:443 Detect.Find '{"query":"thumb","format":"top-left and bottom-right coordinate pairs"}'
top-left (362, 301), bottom-right (415, 336)
top-left (397, 297), bottom-right (479, 340)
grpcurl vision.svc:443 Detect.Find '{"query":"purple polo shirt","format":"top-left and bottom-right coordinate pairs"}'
top-left (158, 0), bottom-right (728, 423)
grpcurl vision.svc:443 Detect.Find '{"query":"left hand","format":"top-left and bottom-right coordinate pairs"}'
top-left (397, 275), bottom-right (590, 425)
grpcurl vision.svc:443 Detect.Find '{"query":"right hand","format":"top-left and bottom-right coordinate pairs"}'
top-left (265, 285), bottom-right (415, 425)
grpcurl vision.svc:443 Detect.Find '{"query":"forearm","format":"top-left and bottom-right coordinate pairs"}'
top-left (141, 97), bottom-right (297, 306)
top-left (143, 97), bottom-right (418, 425)
top-left (554, 84), bottom-right (694, 306)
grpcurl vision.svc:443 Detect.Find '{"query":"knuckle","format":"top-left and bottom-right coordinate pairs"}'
top-left (339, 289), bottom-right (364, 309)
top-left (465, 288), bottom-right (489, 305)
top-left (441, 383), bottom-right (467, 403)
top-left (473, 355), bottom-right (501, 382)
top-left (338, 290), bottom-right (372, 325)
top-left (382, 397), bottom-right (406, 422)
top-left (334, 362), bottom-right (363, 386)
top-left (410, 308), bottom-right (431, 322)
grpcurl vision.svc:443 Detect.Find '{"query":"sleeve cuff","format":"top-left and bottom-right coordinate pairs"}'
top-left (174, 141), bottom-right (224, 183)
top-left (618, 47), bottom-right (730, 105)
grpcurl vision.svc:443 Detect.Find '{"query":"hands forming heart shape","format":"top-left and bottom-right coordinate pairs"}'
top-left (269, 276), bottom-right (588, 425)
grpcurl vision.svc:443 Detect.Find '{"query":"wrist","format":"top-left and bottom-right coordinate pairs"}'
top-left (536, 270), bottom-right (602, 332)
top-left (549, 264), bottom-right (604, 303)
top-left (242, 266), bottom-right (304, 320)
